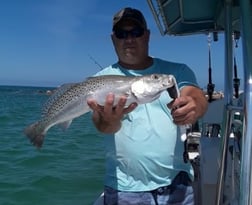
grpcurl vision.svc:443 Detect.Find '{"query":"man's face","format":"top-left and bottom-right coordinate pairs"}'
top-left (111, 20), bottom-right (150, 67)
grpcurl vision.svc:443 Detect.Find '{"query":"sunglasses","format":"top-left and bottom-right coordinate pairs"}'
top-left (114, 27), bottom-right (145, 39)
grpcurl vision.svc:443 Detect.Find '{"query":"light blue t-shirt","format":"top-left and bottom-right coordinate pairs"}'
top-left (95, 58), bottom-right (198, 191)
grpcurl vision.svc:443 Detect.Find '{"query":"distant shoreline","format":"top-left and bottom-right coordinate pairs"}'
top-left (0, 84), bottom-right (56, 89)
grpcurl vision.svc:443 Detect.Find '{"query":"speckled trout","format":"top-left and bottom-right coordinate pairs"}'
top-left (24, 74), bottom-right (176, 148)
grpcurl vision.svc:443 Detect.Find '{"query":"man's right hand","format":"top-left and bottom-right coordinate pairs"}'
top-left (87, 93), bottom-right (137, 134)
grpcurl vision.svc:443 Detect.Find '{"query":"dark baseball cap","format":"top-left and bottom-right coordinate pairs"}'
top-left (112, 7), bottom-right (147, 31)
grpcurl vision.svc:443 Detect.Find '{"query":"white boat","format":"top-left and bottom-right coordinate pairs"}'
top-left (94, 0), bottom-right (252, 204)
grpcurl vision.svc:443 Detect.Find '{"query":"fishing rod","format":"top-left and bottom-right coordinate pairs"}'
top-left (233, 31), bottom-right (240, 99)
top-left (207, 33), bottom-right (215, 102)
top-left (88, 54), bottom-right (103, 70)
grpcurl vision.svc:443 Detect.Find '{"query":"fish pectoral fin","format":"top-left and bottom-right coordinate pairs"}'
top-left (58, 120), bottom-right (72, 131)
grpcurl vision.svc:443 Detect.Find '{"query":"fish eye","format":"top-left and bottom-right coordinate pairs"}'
top-left (152, 74), bottom-right (159, 80)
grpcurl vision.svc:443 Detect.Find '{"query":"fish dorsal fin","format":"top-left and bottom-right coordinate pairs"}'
top-left (85, 75), bottom-right (133, 81)
top-left (42, 83), bottom-right (76, 117)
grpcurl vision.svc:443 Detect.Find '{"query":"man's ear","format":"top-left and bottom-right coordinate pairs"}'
top-left (111, 34), bottom-right (116, 46)
top-left (145, 29), bottom-right (150, 42)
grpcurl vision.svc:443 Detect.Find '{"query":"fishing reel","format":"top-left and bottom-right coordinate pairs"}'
top-left (183, 130), bottom-right (201, 163)
top-left (166, 76), bottom-right (201, 164)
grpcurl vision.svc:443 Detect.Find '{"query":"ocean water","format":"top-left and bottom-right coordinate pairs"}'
top-left (0, 85), bottom-right (105, 205)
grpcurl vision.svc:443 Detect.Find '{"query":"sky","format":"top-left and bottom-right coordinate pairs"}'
top-left (0, 0), bottom-right (244, 90)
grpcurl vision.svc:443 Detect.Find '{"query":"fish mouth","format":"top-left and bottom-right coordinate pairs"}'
top-left (164, 75), bottom-right (176, 88)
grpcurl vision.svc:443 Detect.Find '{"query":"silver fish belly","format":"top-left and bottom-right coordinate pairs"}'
top-left (24, 74), bottom-right (175, 148)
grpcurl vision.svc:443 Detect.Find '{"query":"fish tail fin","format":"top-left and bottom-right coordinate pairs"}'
top-left (24, 122), bottom-right (46, 148)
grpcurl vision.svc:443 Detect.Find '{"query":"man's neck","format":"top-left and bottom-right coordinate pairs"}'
top-left (118, 57), bottom-right (153, 70)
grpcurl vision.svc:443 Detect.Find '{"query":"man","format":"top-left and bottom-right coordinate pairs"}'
top-left (88, 7), bottom-right (207, 205)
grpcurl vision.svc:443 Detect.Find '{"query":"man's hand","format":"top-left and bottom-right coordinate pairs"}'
top-left (168, 96), bottom-right (197, 125)
top-left (167, 86), bottom-right (208, 125)
top-left (87, 93), bottom-right (137, 134)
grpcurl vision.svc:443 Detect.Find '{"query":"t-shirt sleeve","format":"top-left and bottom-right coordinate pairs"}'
top-left (175, 64), bottom-right (198, 89)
